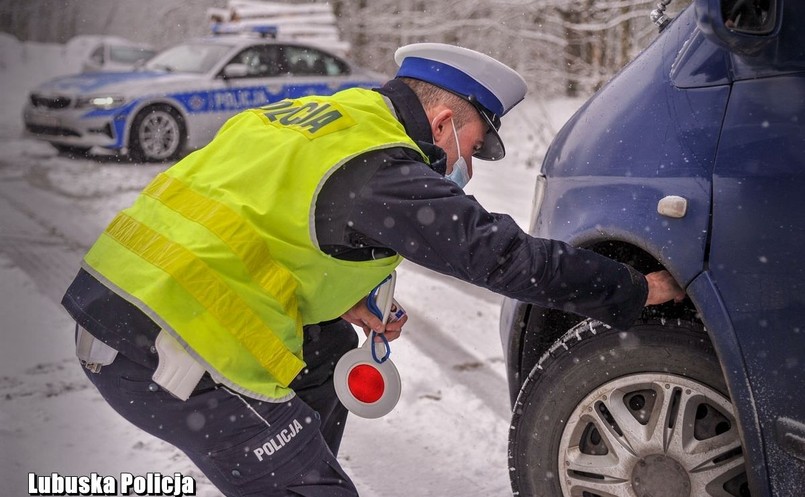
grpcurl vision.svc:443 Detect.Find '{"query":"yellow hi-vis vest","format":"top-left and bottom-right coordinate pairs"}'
top-left (82, 88), bottom-right (427, 401)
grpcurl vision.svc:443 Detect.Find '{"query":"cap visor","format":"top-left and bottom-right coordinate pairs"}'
top-left (473, 112), bottom-right (505, 161)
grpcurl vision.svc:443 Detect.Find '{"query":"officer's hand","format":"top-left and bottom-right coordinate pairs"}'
top-left (340, 297), bottom-right (407, 342)
top-left (644, 270), bottom-right (686, 306)
top-left (383, 310), bottom-right (407, 342)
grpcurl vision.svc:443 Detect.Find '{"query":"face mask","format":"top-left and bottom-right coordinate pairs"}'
top-left (444, 118), bottom-right (470, 189)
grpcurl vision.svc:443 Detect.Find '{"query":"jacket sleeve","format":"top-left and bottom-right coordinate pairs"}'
top-left (321, 148), bottom-right (648, 330)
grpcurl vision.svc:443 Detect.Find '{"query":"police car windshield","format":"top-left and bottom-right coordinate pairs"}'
top-left (145, 42), bottom-right (232, 74)
top-left (110, 46), bottom-right (156, 64)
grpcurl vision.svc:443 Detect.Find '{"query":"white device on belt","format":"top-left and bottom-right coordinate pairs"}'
top-left (333, 271), bottom-right (404, 419)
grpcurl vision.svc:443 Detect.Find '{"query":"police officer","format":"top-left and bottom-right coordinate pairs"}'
top-left (62, 43), bottom-right (684, 496)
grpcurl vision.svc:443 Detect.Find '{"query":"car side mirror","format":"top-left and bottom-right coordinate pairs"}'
top-left (222, 63), bottom-right (249, 79)
top-left (695, 0), bottom-right (781, 56)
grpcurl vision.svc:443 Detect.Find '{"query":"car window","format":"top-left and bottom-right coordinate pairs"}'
top-left (280, 45), bottom-right (350, 76)
top-left (722, 0), bottom-right (775, 34)
top-left (109, 46), bottom-right (156, 64)
top-left (145, 43), bottom-right (232, 74)
top-left (227, 45), bottom-right (286, 78)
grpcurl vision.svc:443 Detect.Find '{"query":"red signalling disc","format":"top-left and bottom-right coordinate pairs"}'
top-left (347, 364), bottom-right (385, 403)
top-left (334, 341), bottom-right (402, 418)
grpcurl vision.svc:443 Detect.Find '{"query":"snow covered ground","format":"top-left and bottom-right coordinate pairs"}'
top-left (0, 36), bottom-right (582, 496)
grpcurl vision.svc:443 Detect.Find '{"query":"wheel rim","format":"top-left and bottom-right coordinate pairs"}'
top-left (137, 110), bottom-right (180, 160)
top-left (557, 373), bottom-right (746, 497)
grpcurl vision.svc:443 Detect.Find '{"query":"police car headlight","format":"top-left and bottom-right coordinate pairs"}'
top-left (75, 95), bottom-right (127, 110)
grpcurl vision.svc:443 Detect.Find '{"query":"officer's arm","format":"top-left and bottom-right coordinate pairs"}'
top-left (343, 151), bottom-right (650, 329)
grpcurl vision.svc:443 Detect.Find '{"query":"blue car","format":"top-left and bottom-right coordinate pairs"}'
top-left (22, 31), bottom-right (385, 162)
top-left (500, 0), bottom-right (804, 495)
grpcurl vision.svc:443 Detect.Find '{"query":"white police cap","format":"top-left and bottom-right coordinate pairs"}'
top-left (394, 43), bottom-right (527, 160)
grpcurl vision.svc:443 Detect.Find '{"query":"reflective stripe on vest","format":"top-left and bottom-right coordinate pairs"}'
top-left (104, 212), bottom-right (304, 386)
top-left (142, 173), bottom-right (297, 317)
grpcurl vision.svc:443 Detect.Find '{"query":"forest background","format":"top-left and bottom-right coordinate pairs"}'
top-left (0, 0), bottom-right (691, 99)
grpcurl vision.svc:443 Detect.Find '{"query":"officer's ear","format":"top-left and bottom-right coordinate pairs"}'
top-left (428, 107), bottom-right (454, 144)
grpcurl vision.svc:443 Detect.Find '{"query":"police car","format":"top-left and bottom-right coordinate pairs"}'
top-left (22, 28), bottom-right (386, 161)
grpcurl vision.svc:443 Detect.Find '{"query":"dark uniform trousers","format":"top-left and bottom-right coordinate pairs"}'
top-left (81, 319), bottom-right (361, 497)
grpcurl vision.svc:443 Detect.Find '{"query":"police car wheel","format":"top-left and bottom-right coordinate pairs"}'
top-left (509, 319), bottom-right (750, 497)
top-left (129, 105), bottom-right (185, 163)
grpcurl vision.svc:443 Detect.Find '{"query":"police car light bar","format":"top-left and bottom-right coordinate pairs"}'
top-left (210, 23), bottom-right (279, 38)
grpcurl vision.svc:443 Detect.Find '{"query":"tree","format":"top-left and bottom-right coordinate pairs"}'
top-left (0, 0), bottom-right (692, 99)
top-left (331, 0), bottom-right (691, 98)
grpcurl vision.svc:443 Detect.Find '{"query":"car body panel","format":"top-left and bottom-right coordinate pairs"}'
top-left (23, 36), bottom-right (386, 157)
top-left (709, 73), bottom-right (805, 492)
top-left (501, 0), bottom-right (805, 494)
top-left (686, 270), bottom-right (770, 495)
top-left (537, 7), bottom-right (726, 289)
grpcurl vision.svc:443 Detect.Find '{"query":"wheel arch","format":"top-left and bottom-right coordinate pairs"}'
top-left (122, 97), bottom-right (189, 155)
top-left (122, 98), bottom-right (190, 161)
top-left (510, 239), bottom-right (702, 403)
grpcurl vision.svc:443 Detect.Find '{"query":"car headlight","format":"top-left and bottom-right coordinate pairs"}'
top-left (75, 95), bottom-right (127, 110)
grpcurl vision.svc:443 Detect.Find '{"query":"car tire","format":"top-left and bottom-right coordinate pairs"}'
top-left (52, 144), bottom-right (90, 158)
top-left (509, 318), bottom-right (750, 497)
top-left (128, 104), bottom-right (185, 163)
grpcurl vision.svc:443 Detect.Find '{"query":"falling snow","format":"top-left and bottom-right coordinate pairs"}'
top-left (0, 34), bottom-right (584, 497)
